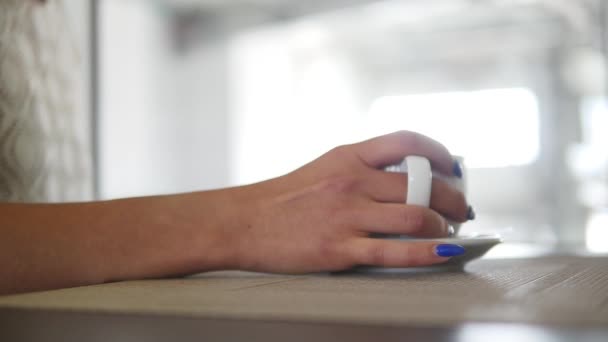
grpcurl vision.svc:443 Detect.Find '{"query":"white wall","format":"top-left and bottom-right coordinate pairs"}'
top-left (63, 0), bottom-right (91, 136)
top-left (167, 41), bottom-right (231, 192)
top-left (99, 1), bottom-right (231, 199)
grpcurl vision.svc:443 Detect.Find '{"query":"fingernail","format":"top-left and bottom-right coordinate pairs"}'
top-left (467, 206), bottom-right (476, 221)
top-left (435, 244), bottom-right (466, 257)
top-left (447, 225), bottom-right (455, 237)
top-left (452, 160), bottom-right (463, 178)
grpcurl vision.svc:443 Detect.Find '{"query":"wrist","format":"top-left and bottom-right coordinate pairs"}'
top-left (215, 179), bottom-right (282, 271)
top-left (182, 177), bottom-right (285, 273)
top-left (179, 190), bottom-right (243, 272)
top-left (96, 190), bottom-right (247, 281)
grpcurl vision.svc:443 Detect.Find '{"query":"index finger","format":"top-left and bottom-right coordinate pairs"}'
top-left (351, 130), bottom-right (456, 176)
top-left (348, 238), bottom-right (464, 268)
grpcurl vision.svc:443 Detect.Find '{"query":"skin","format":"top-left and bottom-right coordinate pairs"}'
top-left (0, 131), bottom-right (468, 295)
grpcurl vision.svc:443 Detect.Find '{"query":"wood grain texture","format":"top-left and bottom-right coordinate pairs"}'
top-left (1, 256), bottom-right (607, 327)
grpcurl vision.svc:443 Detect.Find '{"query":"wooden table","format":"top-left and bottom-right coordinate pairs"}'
top-left (1, 255), bottom-right (608, 341)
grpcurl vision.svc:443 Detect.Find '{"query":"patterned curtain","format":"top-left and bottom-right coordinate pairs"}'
top-left (0, 0), bottom-right (93, 202)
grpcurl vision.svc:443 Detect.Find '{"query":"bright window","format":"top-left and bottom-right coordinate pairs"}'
top-left (586, 211), bottom-right (608, 253)
top-left (230, 26), bottom-right (541, 185)
top-left (232, 84), bottom-right (541, 185)
top-left (366, 88), bottom-right (540, 168)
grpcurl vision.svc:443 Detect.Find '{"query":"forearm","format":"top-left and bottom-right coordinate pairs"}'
top-left (0, 132), bottom-right (470, 295)
top-left (0, 189), bottom-right (244, 295)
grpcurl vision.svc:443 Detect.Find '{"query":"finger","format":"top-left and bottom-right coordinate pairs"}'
top-left (348, 238), bottom-right (465, 268)
top-left (350, 202), bottom-right (450, 238)
top-left (351, 131), bottom-right (455, 176)
top-left (363, 170), bottom-right (468, 222)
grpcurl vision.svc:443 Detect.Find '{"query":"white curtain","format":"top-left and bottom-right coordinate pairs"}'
top-left (0, 0), bottom-right (93, 202)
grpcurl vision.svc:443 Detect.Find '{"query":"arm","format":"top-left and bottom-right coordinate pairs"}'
top-left (0, 131), bottom-right (469, 295)
top-left (0, 190), bottom-right (240, 294)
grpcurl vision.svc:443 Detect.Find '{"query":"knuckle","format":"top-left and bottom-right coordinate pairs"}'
top-left (320, 238), bottom-right (355, 269)
top-left (452, 189), bottom-right (466, 206)
top-left (317, 238), bottom-right (337, 261)
top-left (368, 244), bottom-right (388, 266)
top-left (448, 190), bottom-right (468, 221)
top-left (329, 145), bottom-right (351, 159)
top-left (401, 247), bottom-right (414, 264)
top-left (404, 208), bottom-right (425, 233)
top-left (432, 180), bottom-right (467, 220)
top-left (399, 131), bottom-right (423, 150)
top-left (393, 130), bottom-right (413, 140)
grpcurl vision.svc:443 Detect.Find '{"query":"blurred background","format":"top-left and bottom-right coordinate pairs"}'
top-left (67, 0), bottom-right (608, 254)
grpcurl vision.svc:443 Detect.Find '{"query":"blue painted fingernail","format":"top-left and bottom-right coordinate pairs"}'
top-left (467, 206), bottom-right (476, 221)
top-left (435, 244), bottom-right (466, 257)
top-left (452, 160), bottom-right (463, 178)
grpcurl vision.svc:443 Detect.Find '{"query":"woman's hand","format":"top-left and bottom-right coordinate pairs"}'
top-left (227, 131), bottom-right (470, 273)
top-left (0, 130), bottom-right (470, 295)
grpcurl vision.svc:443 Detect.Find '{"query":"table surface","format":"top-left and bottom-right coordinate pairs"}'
top-left (2, 255), bottom-right (608, 341)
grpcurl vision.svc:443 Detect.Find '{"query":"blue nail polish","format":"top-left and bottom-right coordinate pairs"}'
top-left (452, 161), bottom-right (463, 178)
top-left (435, 244), bottom-right (466, 257)
top-left (467, 206), bottom-right (476, 221)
